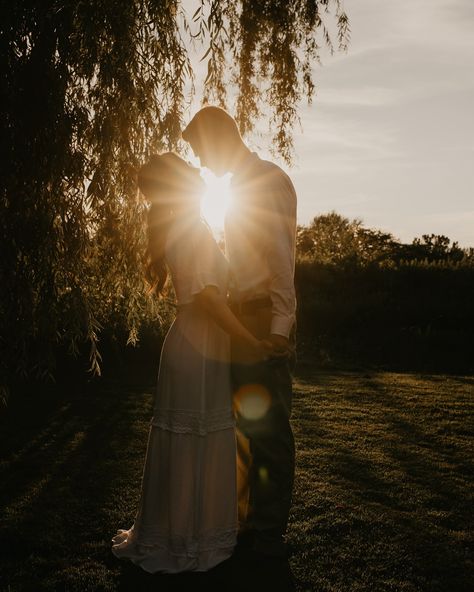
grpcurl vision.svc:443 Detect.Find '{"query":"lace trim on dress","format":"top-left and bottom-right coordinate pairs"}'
top-left (113, 524), bottom-right (237, 557)
top-left (150, 408), bottom-right (235, 436)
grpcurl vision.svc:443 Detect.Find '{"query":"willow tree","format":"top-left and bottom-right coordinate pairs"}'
top-left (0, 0), bottom-right (349, 399)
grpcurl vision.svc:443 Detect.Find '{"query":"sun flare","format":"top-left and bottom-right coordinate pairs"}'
top-left (200, 170), bottom-right (232, 231)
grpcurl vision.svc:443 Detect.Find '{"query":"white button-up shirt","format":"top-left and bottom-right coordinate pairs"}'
top-left (225, 152), bottom-right (297, 338)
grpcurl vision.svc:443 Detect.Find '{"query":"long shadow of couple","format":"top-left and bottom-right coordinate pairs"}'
top-left (117, 553), bottom-right (296, 591)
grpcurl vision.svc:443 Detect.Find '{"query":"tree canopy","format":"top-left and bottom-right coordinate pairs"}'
top-left (297, 213), bottom-right (474, 267)
top-left (0, 1), bottom-right (349, 397)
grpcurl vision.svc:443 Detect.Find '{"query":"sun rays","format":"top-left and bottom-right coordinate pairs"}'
top-left (200, 170), bottom-right (232, 230)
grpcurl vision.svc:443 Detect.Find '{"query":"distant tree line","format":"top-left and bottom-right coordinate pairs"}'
top-left (297, 212), bottom-right (474, 268)
top-left (295, 213), bottom-right (474, 373)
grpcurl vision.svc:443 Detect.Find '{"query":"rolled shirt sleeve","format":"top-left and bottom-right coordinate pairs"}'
top-left (264, 173), bottom-right (297, 338)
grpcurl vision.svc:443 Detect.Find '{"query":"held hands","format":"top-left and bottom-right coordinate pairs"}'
top-left (251, 334), bottom-right (291, 362)
top-left (267, 334), bottom-right (290, 356)
top-left (263, 334), bottom-right (291, 360)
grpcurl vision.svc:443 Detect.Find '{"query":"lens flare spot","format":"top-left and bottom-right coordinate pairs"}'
top-left (234, 384), bottom-right (271, 420)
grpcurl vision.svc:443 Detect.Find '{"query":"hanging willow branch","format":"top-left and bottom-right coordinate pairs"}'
top-left (202, 0), bottom-right (350, 161)
top-left (0, 1), bottom-right (349, 397)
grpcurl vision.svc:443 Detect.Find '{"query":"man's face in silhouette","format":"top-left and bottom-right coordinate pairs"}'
top-left (189, 138), bottom-right (228, 177)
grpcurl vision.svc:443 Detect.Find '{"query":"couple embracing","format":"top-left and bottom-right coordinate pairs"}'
top-left (112, 106), bottom-right (297, 574)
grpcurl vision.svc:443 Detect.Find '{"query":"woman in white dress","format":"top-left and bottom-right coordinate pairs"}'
top-left (111, 153), bottom-right (266, 573)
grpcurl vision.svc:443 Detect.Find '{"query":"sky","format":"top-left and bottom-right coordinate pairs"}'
top-left (184, 0), bottom-right (474, 247)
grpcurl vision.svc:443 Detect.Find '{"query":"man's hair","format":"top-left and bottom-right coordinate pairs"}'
top-left (182, 106), bottom-right (242, 146)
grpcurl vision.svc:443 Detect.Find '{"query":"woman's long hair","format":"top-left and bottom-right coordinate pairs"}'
top-left (144, 202), bottom-right (172, 295)
top-left (137, 152), bottom-right (200, 296)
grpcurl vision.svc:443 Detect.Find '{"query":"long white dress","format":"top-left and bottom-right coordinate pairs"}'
top-left (111, 215), bottom-right (237, 573)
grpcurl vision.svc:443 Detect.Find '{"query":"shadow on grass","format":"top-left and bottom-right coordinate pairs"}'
top-left (115, 554), bottom-right (296, 592)
top-left (290, 370), bottom-right (474, 592)
top-left (0, 381), bottom-right (297, 591)
top-left (2, 371), bottom-right (473, 591)
top-left (0, 381), bottom-right (154, 590)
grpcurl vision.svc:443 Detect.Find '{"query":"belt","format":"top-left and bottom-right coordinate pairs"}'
top-left (229, 296), bottom-right (272, 315)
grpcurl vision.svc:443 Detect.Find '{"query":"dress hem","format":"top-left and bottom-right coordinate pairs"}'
top-left (111, 526), bottom-right (237, 574)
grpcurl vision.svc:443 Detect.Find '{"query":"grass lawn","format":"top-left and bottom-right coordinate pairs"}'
top-left (0, 369), bottom-right (473, 591)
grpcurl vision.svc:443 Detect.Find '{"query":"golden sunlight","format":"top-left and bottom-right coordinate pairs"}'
top-left (200, 170), bottom-right (232, 230)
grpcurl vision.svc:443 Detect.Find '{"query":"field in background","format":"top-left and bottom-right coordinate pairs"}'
top-left (0, 370), bottom-right (473, 591)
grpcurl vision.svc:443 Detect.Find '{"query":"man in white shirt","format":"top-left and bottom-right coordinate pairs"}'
top-left (182, 106), bottom-right (297, 559)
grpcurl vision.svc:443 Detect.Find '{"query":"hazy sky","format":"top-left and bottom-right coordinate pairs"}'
top-left (288, 0), bottom-right (474, 247)
top-left (184, 0), bottom-right (474, 246)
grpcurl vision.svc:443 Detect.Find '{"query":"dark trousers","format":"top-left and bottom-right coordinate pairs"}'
top-left (231, 310), bottom-right (296, 550)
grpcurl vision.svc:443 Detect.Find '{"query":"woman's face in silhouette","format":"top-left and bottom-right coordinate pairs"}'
top-left (171, 164), bottom-right (205, 211)
top-left (141, 159), bottom-right (204, 211)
